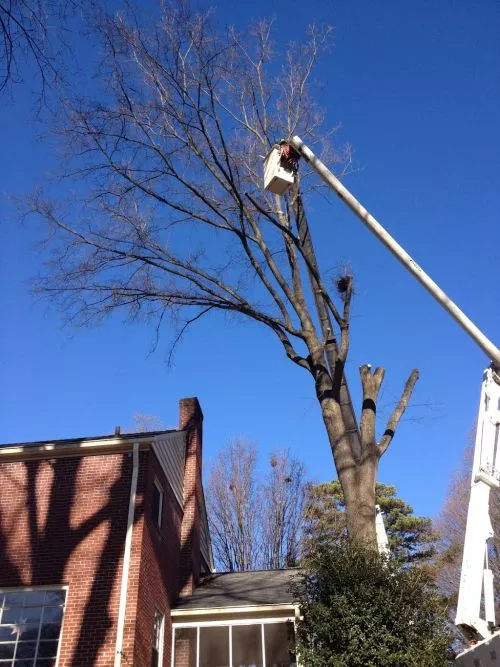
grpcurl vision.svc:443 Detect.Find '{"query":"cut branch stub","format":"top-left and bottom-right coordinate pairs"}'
top-left (359, 364), bottom-right (385, 453)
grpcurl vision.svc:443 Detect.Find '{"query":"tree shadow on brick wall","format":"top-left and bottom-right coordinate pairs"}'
top-left (0, 506), bottom-right (23, 586)
top-left (72, 454), bottom-right (143, 666)
top-left (178, 487), bottom-right (200, 595)
top-left (0, 453), bottom-right (141, 666)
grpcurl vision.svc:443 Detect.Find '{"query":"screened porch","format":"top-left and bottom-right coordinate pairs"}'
top-left (171, 569), bottom-right (301, 667)
top-left (172, 618), bottom-right (296, 667)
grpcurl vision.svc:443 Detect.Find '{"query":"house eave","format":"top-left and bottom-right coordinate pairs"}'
top-left (0, 435), bottom-right (156, 461)
top-left (171, 603), bottom-right (298, 618)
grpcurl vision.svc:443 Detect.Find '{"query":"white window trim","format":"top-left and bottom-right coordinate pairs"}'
top-left (261, 622), bottom-right (266, 666)
top-left (0, 585), bottom-right (69, 593)
top-left (172, 615), bottom-right (296, 628)
top-left (171, 616), bottom-right (299, 667)
top-left (0, 584), bottom-right (68, 667)
top-left (153, 478), bottom-right (164, 529)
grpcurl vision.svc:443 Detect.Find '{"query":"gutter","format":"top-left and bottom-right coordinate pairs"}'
top-left (114, 442), bottom-right (140, 667)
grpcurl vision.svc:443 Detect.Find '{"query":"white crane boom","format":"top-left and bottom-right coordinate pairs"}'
top-left (288, 137), bottom-right (500, 370)
top-left (262, 138), bottom-right (500, 662)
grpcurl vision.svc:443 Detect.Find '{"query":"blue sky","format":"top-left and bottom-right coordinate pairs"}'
top-left (1, 0), bottom-right (499, 519)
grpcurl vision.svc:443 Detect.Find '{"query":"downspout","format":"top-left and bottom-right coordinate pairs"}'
top-left (114, 442), bottom-right (140, 667)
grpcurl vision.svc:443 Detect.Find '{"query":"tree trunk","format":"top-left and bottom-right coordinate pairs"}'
top-left (319, 394), bottom-right (378, 546)
top-left (342, 459), bottom-right (378, 545)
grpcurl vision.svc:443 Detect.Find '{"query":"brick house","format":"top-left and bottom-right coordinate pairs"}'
top-left (0, 398), bottom-right (298, 667)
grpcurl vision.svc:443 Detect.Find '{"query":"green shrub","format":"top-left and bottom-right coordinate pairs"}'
top-left (294, 540), bottom-right (453, 666)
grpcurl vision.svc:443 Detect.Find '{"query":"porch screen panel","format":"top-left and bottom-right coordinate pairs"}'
top-left (199, 626), bottom-right (229, 667)
top-left (173, 627), bottom-right (196, 667)
top-left (232, 624), bottom-right (263, 667)
top-left (264, 622), bottom-right (296, 666)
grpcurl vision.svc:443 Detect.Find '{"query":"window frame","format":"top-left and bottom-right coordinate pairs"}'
top-left (171, 616), bottom-right (298, 667)
top-left (152, 478), bottom-right (164, 530)
top-left (0, 584), bottom-right (68, 667)
top-left (152, 608), bottom-right (165, 667)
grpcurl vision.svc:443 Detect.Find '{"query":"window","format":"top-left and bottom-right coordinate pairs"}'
top-left (152, 479), bottom-right (164, 529)
top-left (199, 626), bottom-right (229, 667)
top-left (232, 624), bottom-right (262, 666)
top-left (151, 609), bottom-right (164, 667)
top-left (0, 587), bottom-right (66, 667)
top-left (172, 621), bottom-right (296, 667)
top-left (264, 622), bottom-right (296, 666)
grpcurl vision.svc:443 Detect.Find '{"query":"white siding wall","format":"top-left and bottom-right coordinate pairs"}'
top-left (153, 432), bottom-right (186, 507)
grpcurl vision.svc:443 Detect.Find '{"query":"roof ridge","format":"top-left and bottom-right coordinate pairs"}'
top-left (201, 567), bottom-right (300, 577)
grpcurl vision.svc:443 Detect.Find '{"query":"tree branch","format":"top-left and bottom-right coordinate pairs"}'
top-left (377, 369), bottom-right (420, 456)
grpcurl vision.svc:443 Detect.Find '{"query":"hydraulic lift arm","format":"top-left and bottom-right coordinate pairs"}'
top-left (456, 368), bottom-right (500, 641)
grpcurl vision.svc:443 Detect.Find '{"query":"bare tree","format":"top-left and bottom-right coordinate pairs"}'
top-left (206, 440), bottom-right (306, 571)
top-left (206, 440), bottom-right (260, 572)
top-left (127, 412), bottom-right (166, 433)
top-left (435, 438), bottom-right (500, 616)
top-left (262, 451), bottom-right (305, 569)
top-left (0, 0), bottom-right (78, 95)
top-left (29, 1), bottom-right (418, 544)
top-left (434, 443), bottom-right (473, 606)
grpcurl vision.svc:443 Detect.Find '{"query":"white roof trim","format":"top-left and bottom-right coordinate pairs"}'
top-left (0, 436), bottom-right (155, 460)
top-left (171, 603), bottom-right (297, 617)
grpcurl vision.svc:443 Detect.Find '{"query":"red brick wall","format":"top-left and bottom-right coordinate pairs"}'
top-left (133, 450), bottom-right (183, 667)
top-left (172, 630), bottom-right (197, 667)
top-left (178, 398), bottom-right (204, 598)
top-left (0, 452), bottom-right (134, 666)
top-left (119, 450), bottom-right (147, 666)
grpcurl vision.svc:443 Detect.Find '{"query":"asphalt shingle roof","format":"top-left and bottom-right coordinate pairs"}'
top-left (174, 569), bottom-right (300, 610)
